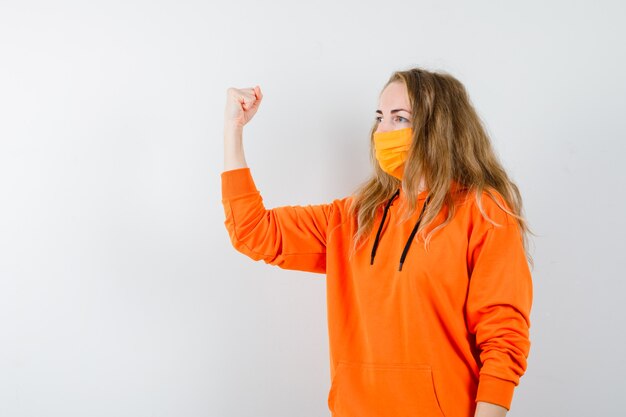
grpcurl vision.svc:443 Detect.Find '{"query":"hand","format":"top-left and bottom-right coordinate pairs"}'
top-left (224, 86), bottom-right (263, 130)
top-left (474, 401), bottom-right (508, 417)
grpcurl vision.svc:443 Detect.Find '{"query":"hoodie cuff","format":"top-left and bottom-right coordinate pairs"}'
top-left (475, 374), bottom-right (516, 410)
top-left (221, 167), bottom-right (258, 200)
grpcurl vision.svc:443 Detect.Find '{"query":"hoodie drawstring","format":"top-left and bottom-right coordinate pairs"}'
top-left (370, 190), bottom-right (399, 266)
top-left (370, 190), bottom-right (431, 272)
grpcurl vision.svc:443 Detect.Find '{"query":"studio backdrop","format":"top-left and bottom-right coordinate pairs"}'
top-left (1, 1), bottom-right (624, 416)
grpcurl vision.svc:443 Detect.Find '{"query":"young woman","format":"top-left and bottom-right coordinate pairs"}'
top-left (221, 67), bottom-right (533, 417)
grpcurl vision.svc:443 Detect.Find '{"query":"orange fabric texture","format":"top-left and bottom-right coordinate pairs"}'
top-left (373, 126), bottom-right (413, 179)
top-left (221, 167), bottom-right (532, 417)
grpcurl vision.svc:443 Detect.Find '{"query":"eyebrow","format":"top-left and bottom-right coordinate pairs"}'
top-left (375, 108), bottom-right (411, 114)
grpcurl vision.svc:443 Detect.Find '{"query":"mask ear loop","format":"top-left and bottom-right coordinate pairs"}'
top-left (370, 189), bottom-right (400, 265)
top-left (398, 195), bottom-right (431, 271)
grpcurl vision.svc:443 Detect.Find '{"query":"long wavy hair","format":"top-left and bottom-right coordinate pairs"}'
top-left (347, 67), bottom-right (534, 268)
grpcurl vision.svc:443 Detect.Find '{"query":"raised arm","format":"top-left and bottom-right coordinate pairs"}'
top-left (221, 85), bottom-right (337, 274)
top-left (223, 85), bottom-right (262, 171)
top-left (221, 167), bottom-right (335, 273)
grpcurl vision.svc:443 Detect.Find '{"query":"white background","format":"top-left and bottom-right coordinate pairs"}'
top-left (1, 1), bottom-right (625, 416)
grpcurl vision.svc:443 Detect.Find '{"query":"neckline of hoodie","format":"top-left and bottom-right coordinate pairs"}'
top-left (391, 188), bottom-right (429, 205)
top-left (393, 180), bottom-right (469, 205)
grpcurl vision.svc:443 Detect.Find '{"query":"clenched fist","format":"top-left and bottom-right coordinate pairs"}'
top-left (224, 86), bottom-right (263, 130)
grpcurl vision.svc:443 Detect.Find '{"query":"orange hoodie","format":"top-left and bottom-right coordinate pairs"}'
top-left (221, 167), bottom-right (532, 417)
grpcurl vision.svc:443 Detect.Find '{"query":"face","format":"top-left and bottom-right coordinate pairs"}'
top-left (375, 81), bottom-right (412, 133)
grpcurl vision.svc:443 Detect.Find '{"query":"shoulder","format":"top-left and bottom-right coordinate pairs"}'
top-left (329, 195), bottom-right (355, 219)
top-left (297, 194), bottom-right (354, 223)
top-left (454, 186), bottom-right (517, 229)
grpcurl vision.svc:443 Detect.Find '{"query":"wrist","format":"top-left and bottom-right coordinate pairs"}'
top-left (224, 122), bottom-right (244, 133)
top-left (224, 127), bottom-right (243, 145)
top-left (474, 401), bottom-right (508, 417)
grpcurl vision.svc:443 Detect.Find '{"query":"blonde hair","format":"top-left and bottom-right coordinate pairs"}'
top-left (347, 67), bottom-right (534, 268)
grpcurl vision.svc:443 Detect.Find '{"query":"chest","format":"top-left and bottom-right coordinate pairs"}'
top-left (328, 207), bottom-right (472, 307)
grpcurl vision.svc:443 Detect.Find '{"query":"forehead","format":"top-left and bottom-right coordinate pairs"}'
top-left (378, 81), bottom-right (410, 109)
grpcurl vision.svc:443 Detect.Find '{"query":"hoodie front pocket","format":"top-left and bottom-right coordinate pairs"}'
top-left (329, 361), bottom-right (446, 417)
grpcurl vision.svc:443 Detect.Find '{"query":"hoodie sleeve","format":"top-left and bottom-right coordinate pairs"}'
top-left (465, 192), bottom-right (533, 410)
top-left (221, 167), bottom-right (334, 274)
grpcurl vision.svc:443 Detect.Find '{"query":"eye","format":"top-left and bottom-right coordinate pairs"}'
top-left (375, 115), bottom-right (410, 123)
